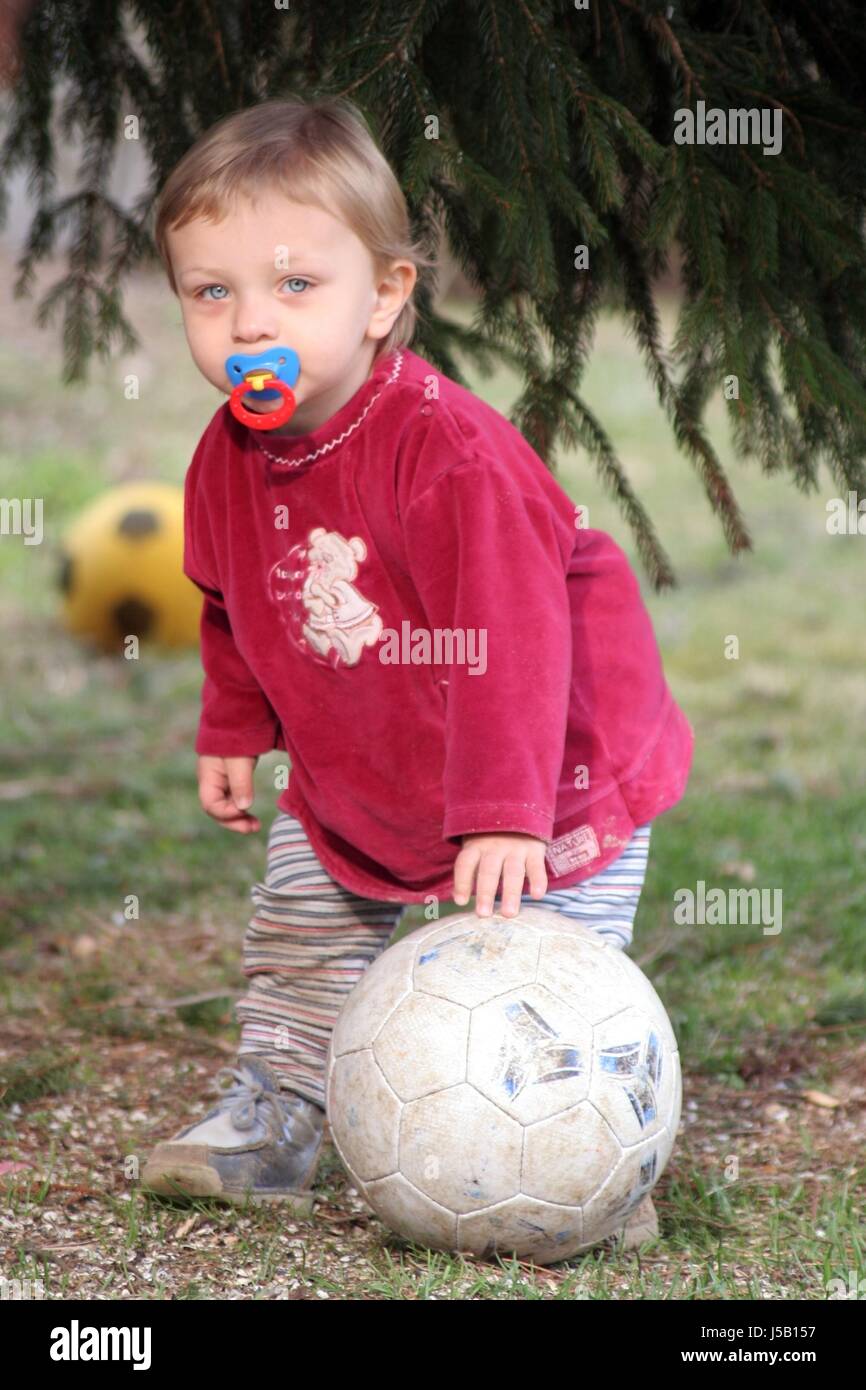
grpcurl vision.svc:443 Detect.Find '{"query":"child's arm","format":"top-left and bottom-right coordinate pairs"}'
top-left (183, 438), bottom-right (281, 812)
top-left (192, 596), bottom-right (282, 760)
top-left (404, 455), bottom-right (572, 886)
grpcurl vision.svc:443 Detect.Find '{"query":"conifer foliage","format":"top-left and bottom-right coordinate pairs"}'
top-left (3, 1), bottom-right (866, 583)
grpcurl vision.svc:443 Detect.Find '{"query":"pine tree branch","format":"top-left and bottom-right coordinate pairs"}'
top-left (5, 0), bottom-right (866, 577)
top-left (335, 0), bottom-right (429, 98)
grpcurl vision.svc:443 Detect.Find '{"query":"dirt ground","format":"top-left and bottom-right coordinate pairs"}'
top-left (2, 1018), bottom-right (863, 1299)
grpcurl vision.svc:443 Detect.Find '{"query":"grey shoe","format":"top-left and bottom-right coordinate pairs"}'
top-left (141, 1056), bottom-right (325, 1213)
top-left (614, 1193), bottom-right (660, 1249)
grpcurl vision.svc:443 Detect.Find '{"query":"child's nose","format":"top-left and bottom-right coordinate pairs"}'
top-left (233, 323), bottom-right (280, 343)
top-left (231, 299), bottom-right (282, 342)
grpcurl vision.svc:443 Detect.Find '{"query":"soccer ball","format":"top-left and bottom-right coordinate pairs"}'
top-left (56, 482), bottom-right (202, 651)
top-left (326, 907), bottom-right (681, 1266)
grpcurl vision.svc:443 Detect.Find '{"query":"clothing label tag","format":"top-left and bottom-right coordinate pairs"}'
top-left (545, 823), bottom-right (601, 875)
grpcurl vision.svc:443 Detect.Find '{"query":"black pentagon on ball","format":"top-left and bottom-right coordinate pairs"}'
top-left (57, 550), bottom-right (74, 594)
top-left (113, 598), bottom-right (156, 638)
top-left (117, 508), bottom-right (160, 539)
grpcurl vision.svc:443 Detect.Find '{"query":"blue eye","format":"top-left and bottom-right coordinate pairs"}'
top-left (194, 277), bottom-right (311, 302)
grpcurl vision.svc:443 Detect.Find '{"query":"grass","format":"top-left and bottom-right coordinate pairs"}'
top-left (0, 251), bottom-right (864, 1300)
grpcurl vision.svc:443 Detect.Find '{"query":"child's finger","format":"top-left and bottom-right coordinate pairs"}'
top-left (453, 846), bottom-right (481, 905)
top-left (224, 756), bottom-right (256, 811)
top-left (199, 774), bottom-right (260, 832)
top-left (209, 801), bottom-right (261, 833)
top-left (497, 855), bottom-right (528, 917)
top-left (473, 853), bottom-right (505, 917)
top-left (526, 851), bottom-right (548, 900)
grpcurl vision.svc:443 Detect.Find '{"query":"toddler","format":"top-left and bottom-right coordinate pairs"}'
top-left (142, 97), bottom-right (693, 1249)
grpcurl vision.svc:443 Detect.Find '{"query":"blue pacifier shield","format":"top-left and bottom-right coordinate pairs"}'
top-left (224, 346), bottom-right (300, 401)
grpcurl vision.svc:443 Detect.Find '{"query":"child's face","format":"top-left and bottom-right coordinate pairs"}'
top-left (168, 189), bottom-right (415, 433)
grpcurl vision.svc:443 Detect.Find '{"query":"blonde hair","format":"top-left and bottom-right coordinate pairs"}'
top-left (153, 95), bottom-right (437, 357)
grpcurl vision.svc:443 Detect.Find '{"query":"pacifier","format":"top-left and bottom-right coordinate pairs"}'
top-left (225, 347), bottom-right (300, 430)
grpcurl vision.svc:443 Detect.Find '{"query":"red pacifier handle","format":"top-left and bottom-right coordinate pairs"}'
top-left (229, 374), bottom-right (297, 430)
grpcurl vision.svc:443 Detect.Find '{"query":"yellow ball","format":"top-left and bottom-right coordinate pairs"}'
top-left (57, 482), bottom-right (203, 651)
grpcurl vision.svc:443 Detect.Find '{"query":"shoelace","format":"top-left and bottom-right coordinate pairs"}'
top-left (212, 1065), bottom-right (293, 1133)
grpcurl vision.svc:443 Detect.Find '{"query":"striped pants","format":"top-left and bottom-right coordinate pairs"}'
top-left (236, 812), bottom-right (652, 1110)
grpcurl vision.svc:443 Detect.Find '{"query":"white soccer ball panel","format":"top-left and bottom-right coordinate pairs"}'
top-left (581, 1134), bottom-right (666, 1246)
top-left (608, 948), bottom-right (679, 1052)
top-left (467, 985), bottom-right (593, 1123)
top-left (588, 1007), bottom-right (676, 1144)
top-left (411, 916), bottom-right (541, 1008)
top-left (536, 929), bottom-right (638, 1024)
top-left (360, 1172), bottom-right (459, 1252)
top-left (373, 992), bottom-right (470, 1100)
top-left (652, 1043), bottom-right (681, 1143)
top-left (456, 1194), bottom-right (584, 1265)
top-left (327, 1049), bottom-right (401, 1182)
top-left (399, 1085), bottom-right (523, 1214)
top-left (504, 905), bottom-right (603, 937)
top-left (330, 933), bottom-right (416, 1057)
top-left (522, 1100), bottom-right (621, 1205)
top-left (668, 1056), bottom-right (683, 1141)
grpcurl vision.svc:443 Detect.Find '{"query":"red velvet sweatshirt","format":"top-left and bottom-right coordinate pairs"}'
top-left (183, 345), bottom-right (695, 903)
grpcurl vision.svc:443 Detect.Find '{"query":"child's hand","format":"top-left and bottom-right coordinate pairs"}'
top-left (453, 832), bottom-right (548, 919)
top-left (197, 755), bottom-right (261, 833)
